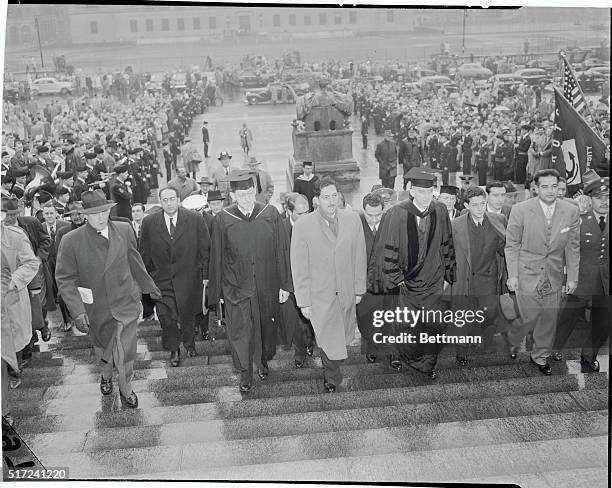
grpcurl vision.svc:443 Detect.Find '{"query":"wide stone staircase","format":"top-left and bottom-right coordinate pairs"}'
top-left (4, 315), bottom-right (609, 485)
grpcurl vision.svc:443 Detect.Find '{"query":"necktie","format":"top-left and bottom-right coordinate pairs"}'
top-left (329, 219), bottom-right (338, 237)
top-left (544, 205), bottom-right (553, 225)
top-left (50, 226), bottom-right (56, 241)
top-left (169, 217), bottom-right (175, 238)
top-left (372, 225), bottom-right (377, 235)
top-left (599, 216), bottom-right (606, 232)
top-left (224, 167), bottom-right (229, 176)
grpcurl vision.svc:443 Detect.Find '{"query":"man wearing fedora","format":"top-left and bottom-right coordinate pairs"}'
top-left (505, 169), bottom-right (580, 376)
top-left (190, 176), bottom-right (212, 198)
top-left (56, 190), bottom-right (161, 408)
top-left (211, 151), bottom-right (234, 198)
top-left (552, 174), bottom-right (609, 372)
top-left (245, 156), bottom-right (274, 204)
top-left (375, 129), bottom-right (398, 190)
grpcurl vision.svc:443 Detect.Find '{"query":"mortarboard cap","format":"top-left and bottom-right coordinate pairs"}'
top-left (228, 170), bottom-right (255, 191)
top-left (405, 168), bottom-right (436, 188)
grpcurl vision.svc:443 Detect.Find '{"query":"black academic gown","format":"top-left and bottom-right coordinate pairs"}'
top-left (368, 198), bottom-right (456, 373)
top-left (208, 202), bottom-right (292, 381)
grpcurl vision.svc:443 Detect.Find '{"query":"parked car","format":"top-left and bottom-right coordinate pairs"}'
top-left (29, 77), bottom-right (73, 96)
top-left (145, 72), bottom-right (166, 92)
top-left (244, 82), bottom-right (297, 105)
top-left (576, 70), bottom-right (608, 93)
top-left (238, 70), bottom-right (275, 89)
top-left (417, 75), bottom-right (458, 93)
top-left (514, 68), bottom-right (550, 86)
top-left (3, 81), bottom-right (20, 103)
top-left (170, 72), bottom-right (187, 91)
top-left (581, 58), bottom-right (609, 70)
top-left (587, 66), bottom-right (610, 78)
top-left (454, 63), bottom-right (493, 80)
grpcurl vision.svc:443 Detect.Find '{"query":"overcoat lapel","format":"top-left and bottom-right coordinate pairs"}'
top-left (172, 208), bottom-right (187, 243)
top-left (155, 211), bottom-right (172, 246)
top-left (456, 215), bottom-right (471, 271)
top-left (104, 221), bottom-right (123, 272)
top-left (316, 211), bottom-right (337, 243)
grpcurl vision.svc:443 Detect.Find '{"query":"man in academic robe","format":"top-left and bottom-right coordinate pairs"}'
top-left (208, 170), bottom-right (292, 392)
top-left (139, 186), bottom-right (210, 366)
top-left (279, 193), bottom-right (315, 368)
top-left (291, 177), bottom-right (367, 392)
top-left (56, 190), bottom-right (161, 408)
top-left (368, 168), bottom-right (456, 378)
top-left (447, 186), bottom-right (507, 364)
top-left (356, 192), bottom-right (402, 370)
top-left (292, 161), bottom-right (319, 211)
top-left (552, 175), bottom-right (609, 372)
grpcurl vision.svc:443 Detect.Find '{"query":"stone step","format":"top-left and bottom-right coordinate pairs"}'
top-left (126, 436), bottom-right (609, 481)
top-left (14, 373), bottom-right (607, 435)
top-left (10, 356), bottom-right (595, 415)
top-left (19, 349), bottom-right (582, 388)
top-left (14, 432), bottom-right (608, 480)
top-left (18, 396), bottom-right (608, 459)
top-left (451, 466), bottom-right (609, 488)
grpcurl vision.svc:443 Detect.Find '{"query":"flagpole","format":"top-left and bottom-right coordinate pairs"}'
top-left (559, 50), bottom-right (601, 134)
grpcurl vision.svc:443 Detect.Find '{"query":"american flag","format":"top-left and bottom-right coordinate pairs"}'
top-left (562, 57), bottom-right (588, 116)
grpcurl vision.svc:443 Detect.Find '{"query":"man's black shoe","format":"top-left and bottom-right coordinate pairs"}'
top-left (100, 376), bottom-right (113, 395)
top-left (40, 326), bottom-right (51, 342)
top-left (120, 391), bottom-right (138, 408)
top-left (389, 355), bottom-right (402, 371)
top-left (365, 353), bottom-right (377, 363)
top-left (294, 359), bottom-right (304, 368)
top-left (239, 384), bottom-right (252, 392)
top-left (257, 370), bottom-right (269, 380)
top-left (580, 355), bottom-right (600, 372)
top-left (202, 332), bottom-right (210, 341)
top-left (456, 355), bottom-right (468, 366)
top-left (306, 345), bottom-right (314, 357)
top-left (551, 351), bottom-right (563, 361)
top-left (186, 344), bottom-right (197, 357)
top-left (170, 350), bottom-right (180, 367)
top-left (323, 380), bottom-right (336, 393)
top-left (530, 357), bottom-right (552, 375)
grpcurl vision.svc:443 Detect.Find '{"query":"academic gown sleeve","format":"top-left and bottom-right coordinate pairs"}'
top-left (207, 214), bottom-right (224, 305)
top-left (273, 209), bottom-right (293, 293)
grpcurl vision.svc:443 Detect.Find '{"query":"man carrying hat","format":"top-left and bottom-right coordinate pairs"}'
top-left (368, 168), bottom-right (456, 378)
top-left (552, 174), bottom-right (609, 372)
top-left (56, 190), bottom-right (161, 408)
top-left (208, 170), bottom-right (292, 392)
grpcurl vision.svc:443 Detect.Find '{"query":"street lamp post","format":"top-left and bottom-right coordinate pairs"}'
top-left (462, 9), bottom-right (467, 54)
top-left (35, 16), bottom-right (44, 68)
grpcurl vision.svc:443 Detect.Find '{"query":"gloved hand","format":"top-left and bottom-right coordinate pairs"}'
top-left (74, 313), bottom-right (90, 334)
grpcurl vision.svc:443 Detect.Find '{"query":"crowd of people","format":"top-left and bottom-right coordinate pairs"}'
top-left (0, 54), bottom-right (609, 429)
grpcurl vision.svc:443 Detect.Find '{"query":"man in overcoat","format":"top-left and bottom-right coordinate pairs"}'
top-left (291, 177), bottom-right (367, 392)
top-left (375, 129), bottom-right (398, 189)
top-left (139, 186), bottom-right (210, 366)
top-left (56, 190), bottom-right (161, 408)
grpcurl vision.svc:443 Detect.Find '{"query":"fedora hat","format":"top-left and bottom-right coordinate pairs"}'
top-left (1, 197), bottom-right (20, 214)
top-left (500, 293), bottom-right (521, 322)
top-left (80, 189), bottom-right (116, 214)
top-left (246, 156), bottom-right (261, 166)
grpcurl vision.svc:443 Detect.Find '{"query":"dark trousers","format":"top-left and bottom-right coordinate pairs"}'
top-left (165, 161), bottom-right (173, 183)
top-left (493, 163), bottom-right (506, 181)
top-left (279, 295), bottom-right (314, 361)
top-left (361, 134), bottom-right (368, 149)
top-left (515, 155), bottom-right (528, 185)
top-left (142, 294), bottom-right (155, 319)
top-left (203, 141), bottom-right (209, 158)
top-left (477, 161), bottom-right (488, 186)
top-left (553, 294), bottom-right (610, 361)
top-left (157, 295), bottom-right (195, 352)
top-left (320, 348), bottom-right (343, 386)
top-left (381, 176), bottom-right (395, 190)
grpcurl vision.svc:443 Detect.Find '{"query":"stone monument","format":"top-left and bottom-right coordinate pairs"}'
top-left (287, 77), bottom-right (360, 203)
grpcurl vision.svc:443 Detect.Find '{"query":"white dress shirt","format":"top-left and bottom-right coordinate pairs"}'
top-left (538, 199), bottom-right (556, 223)
top-left (163, 211), bottom-right (178, 235)
top-left (97, 226), bottom-right (109, 239)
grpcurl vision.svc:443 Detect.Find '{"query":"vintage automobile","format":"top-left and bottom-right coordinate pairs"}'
top-left (145, 72), bottom-right (166, 92)
top-left (454, 63), bottom-right (493, 81)
top-left (29, 77), bottom-right (73, 96)
top-left (587, 66), bottom-right (610, 78)
top-left (576, 70), bottom-right (608, 93)
top-left (170, 72), bottom-right (187, 91)
top-left (514, 68), bottom-right (550, 86)
top-left (244, 82), bottom-right (298, 105)
top-left (489, 74), bottom-right (526, 95)
top-left (3, 81), bottom-right (20, 103)
top-left (416, 75), bottom-right (458, 94)
top-left (238, 70), bottom-right (275, 89)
